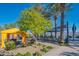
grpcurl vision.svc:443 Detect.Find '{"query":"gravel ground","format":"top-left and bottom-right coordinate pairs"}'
top-left (1, 40), bottom-right (79, 56)
top-left (8, 42), bottom-right (53, 55)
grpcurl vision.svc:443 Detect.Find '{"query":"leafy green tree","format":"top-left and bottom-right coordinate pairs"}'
top-left (17, 8), bottom-right (52, 39)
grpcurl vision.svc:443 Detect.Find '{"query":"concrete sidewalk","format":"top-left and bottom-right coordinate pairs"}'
top-left (44, 46), bottom-right (79, 56)
top-left (43, 41), bottom-right (79, 56)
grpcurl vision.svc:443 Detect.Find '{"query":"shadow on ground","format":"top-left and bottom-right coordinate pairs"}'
top-left (60, 52), bottom-right (79, 56)
top-left (68, 40), bottom-right (79, 51)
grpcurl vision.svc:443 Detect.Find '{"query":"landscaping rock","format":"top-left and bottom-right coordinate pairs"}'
top-left (0, 49), bottom-right (14, 56)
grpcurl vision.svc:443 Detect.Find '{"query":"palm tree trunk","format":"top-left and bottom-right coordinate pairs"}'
top-left (54, 15), bottom-right (57, 40)
top-left (60, 3), bottom-right (65, 44)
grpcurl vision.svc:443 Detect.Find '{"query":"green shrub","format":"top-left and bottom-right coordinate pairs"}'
top-left (41, 48), bottom-right (48, 53)
top-left (46, 46), bottom-right (53, 49)
top-left (37, 43), bottom-right (42, 46)
top-left (21, 44), bottom-right (26, 47)
top-left (42, 45), bottom-right (46, 47)
top-left (27, 39), bottom-right (36, 46)
top-left (27, 42), bottom-right (32, 46)
top-left (30, 39), bottom-right (36, 44)
top-left (33, 52), bottom-right (42, 56)
top-left (24, 52), bottom-right (32, 56)
top-left (5, 40), bottom-right (16, 50)
top-left (5, 42), bottom-right (10, 51)
top-left (16, 52), bottom-right (32, 56)
top-left (58, 41), bottom-right (65, 46)
top-left (9, 40), bottom-right (16, 49)
top-left (64, 42), bottom-right (69, 46)
top-left (16, 53), bottom-right (24, 56)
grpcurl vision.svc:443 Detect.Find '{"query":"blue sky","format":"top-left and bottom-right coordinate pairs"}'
top-left (0, 3), bottom-right (79, 32)
top-left (0, 3), bottom-right (32, 25)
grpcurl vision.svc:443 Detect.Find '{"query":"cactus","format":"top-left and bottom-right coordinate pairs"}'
top-left (65, 21), bottom-right (69, 44)
top-left (72, 24), bottom-right (76, 40)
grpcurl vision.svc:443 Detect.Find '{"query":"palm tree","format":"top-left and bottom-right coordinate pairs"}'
top-left (59, 3), bottom-right (71, 44)
top-left (59, 3), bottom-right (65, 44)
top-left (51, 4), bottom-right (61, 40)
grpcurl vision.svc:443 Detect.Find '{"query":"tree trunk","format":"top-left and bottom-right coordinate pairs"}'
top-left (60, 3), bottom-right (65, 44)
top-left (54, 15), bottom-right (57, 40)
top-left (34, 34), bottom-right (38, 41)
top-left (28, 32), bottom-right (38, 42)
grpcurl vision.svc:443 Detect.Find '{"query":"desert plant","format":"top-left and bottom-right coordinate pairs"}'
top-left (72, 24), bottom-right (76, 40)
top-left (27, 39), bottom-right (36, 46)
top-left (64, 42), bottom-right (69, 46)
top-left (30, 39), bottom-right (36, 44)
top-left (65, 21), bottom-right (69, 44)
top-left (41, 48), bottom-right (48, 53)
top-left (9, 40), bottom-right (16, 49)
top-left (21, 44), bottom-right (26, 47)
top-left (27, 42), bottom-right (32, 46)
top-left (16, 52), bottom-right (32, 56)
top-left (24, 52), bottom-right (32, 56)
top-left (5, 42), bottom-right (10, 51)
top-left (16, 53), bottom-right (24, 56)
top-left (5, 40), bottom-right (16, 50)
top-left (33, 52), bottom-right (42, 56)
top-left (37, 43), bottom-right (42, 46)
top-left (42, 44), bottom-right (46, 47)
top-left (46, 46), bottom-right (53, 49)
